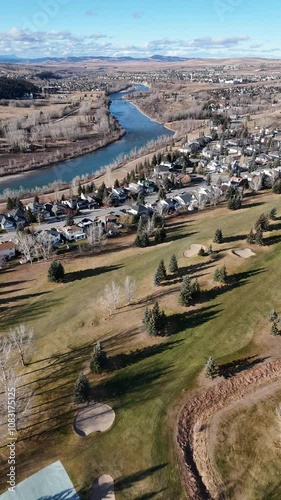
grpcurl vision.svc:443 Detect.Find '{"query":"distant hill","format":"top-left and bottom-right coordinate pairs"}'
top-left (0, 54), bottom-right (195, 64)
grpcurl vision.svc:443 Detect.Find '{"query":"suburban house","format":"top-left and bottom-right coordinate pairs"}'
top-left (173, 192), bottom-right (193, 207)
top-left (58, 225), bottom-right (86, 241)
top-left (126, 204), bottom-right (153, 217)
top-left (0, 241), bottom-right (16, 259)
top-left (0, 215), bottom-right (16, 231)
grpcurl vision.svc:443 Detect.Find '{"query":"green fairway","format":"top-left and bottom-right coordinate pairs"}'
top-left (1, 192), bottom-right (281, 499)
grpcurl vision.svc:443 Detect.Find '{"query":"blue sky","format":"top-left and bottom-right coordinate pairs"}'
top-left (0, 0), bottom-right (280, 58)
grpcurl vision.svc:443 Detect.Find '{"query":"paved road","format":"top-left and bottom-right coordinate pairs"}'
top-left (0, 174), bottom-right (224, 242)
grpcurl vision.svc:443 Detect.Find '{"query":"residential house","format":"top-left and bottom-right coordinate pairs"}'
top-left (173, 192), bottom-right (193, 207)
top-left (0, 241), bottom-right (16, 259)
top-left (1, 215), bottom-right (16, 231)
top-left (58, 225), bottom-right (86, 241)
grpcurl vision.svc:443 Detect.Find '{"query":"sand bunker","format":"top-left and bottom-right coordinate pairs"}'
top-left (91, 475), bottom-right (115, 500)
top-left (184, 244), bottom-right (206, 258)
top-left (232, 248), bottom-right (256, 259)
top-left (74, 402), bottom-right (115, 436)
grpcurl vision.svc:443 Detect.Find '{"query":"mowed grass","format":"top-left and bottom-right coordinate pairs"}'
top-left (215, 390), bottom-right (281, 500)
top-left (1, 192), bottom-right (281, 498)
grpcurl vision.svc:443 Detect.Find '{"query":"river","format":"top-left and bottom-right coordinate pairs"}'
top-left (0, 85), bottom-right (174, 194)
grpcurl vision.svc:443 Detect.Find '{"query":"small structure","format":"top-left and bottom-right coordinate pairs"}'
top-left (58, 225), bottom-right (86, 241)
top-left (0, 241), bottom-right (16, 259)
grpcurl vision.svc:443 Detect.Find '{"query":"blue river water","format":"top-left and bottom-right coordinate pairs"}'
top-left (0, 85), bottom-right (174, 194)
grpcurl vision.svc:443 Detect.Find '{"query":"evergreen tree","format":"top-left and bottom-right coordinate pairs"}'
top-left (6, 197), bottom-right (14, 211)
top-left (74, 373), bottom-right (90, 404)
top-left (255, 213), bottom-right (269, 231)
top-left (213, 265), bottom-right (227, 284)
top-left (169, 254), bottom-right (178, 273)
top-left (143, 301), bottom-right (167, 336)
top-left (213, 228), bottom-right (223, 244)
top-left (271, 323), bottom-right (279, 336)
top-left (207, 244), bottom-right (213, 255)
top-left (34, 194), bottom-right (40, 203)
top-left (114, 178), bottom-right (120, 188)
top-left (205, 357), bottom-right (218, 379)
top-left (272, 178), bottom-right (281, 194)
top-left (78, 183), bottom-right (82, 197)
top-left (90, 341), bottom-right (107, 373)
top-left (154, 259), bottom-right (166, 286)
top-left (227, 194), bottom-right (242, 210)
top-left (154, 226), bottom-right (166, 244)
top-left (66, 213), bottom-right (74, 226)
top-left (198, 247), bottom-right (205, 256)
top-left (268, 309), bottom-right (278, 323)
top-left (179, 276), bottom-right (193, 306)
top-left (163, 176), bottom-right (170, 192)
top-left (269, 207), bottom-right (277, 220)
top-left (246, 228), bottom-right (255, 244)
top-left (157, 187), bottom-right (166, 200)
top-left (48, 260), bottom-right (65, 283)
top-left (255, 227), bottom-right (263, 246)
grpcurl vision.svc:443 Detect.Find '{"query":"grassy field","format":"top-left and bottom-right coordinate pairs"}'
top-left (1, 191), bottom-right (281, 498)
top-left (215, 390), bottom-right (281, 500)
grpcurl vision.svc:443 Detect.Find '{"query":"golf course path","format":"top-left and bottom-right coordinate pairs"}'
top-left (177, 357), bottom-right (281, 499)
top-left (74, 402), bottom-right (115, 436)
top-left (91, 474), bottom-right (115, 500)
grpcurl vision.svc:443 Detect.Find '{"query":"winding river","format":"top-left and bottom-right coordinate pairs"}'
top-left (0, 85), bottom-right (174, 194)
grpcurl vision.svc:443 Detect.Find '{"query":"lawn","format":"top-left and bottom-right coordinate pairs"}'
top-left (1, 191), bottom-right (281, 499)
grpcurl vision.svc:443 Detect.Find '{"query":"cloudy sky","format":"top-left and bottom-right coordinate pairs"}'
top-left (0, 0), bottom-right (280, 59)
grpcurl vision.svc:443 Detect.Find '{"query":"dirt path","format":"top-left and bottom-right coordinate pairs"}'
top-left (177, 357), bottom-right (281, 499)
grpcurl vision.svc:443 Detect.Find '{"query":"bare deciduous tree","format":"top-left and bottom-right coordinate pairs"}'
top-left (9, 324), bottom-right (33, 367)
top-left (123, 276), bottom-right (137, 305)
top-left (35, 231), bottom-right (53, 260)
top-left (249, 174), bottom-right (263, 193)
top-left (99, 281), bottom-right (121, 316)
top-left (0, 337), bottom-right (13, 390)
top-left (86, 224), bottom-right (107, 252)
top-left (15, 232), bottom-right (35, 264)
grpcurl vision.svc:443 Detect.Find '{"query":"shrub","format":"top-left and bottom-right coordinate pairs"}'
top-left (205, 357), bottom-right (218, 379)
top-left (255, 213), bottom-right (269, 232)
top-left (269, 207), bottom-right (277, 220)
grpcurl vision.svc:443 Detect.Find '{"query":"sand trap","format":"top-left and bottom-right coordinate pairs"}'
top-left (232, 248), bottom-right (256, 259)
top-left (91, 475), bottom-right (115, 500)
top-left (184, 244), bottom-right (207, 258)
top-left (74, 402), bottom-right (115, 436)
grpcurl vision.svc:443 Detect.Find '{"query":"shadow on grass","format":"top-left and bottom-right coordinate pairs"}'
top-left (0, 297), bottom-right (64, 329)
top-left (114, 464), bottom-right (167, 492)
top-left (218, 354), bottom-right (269, 379)
top-left (93, 365), bottom-right (173, 410)
top-left (135, 491), bottom-right (167, 500)
top-left (168, 304), bottom-right (222, 335)
top-left (242, 201), bottom-right (265, 209)
top-left (202, 267), bottom-right (266, 303)
top-left (165, 230), bottom-right (199, 243)
top-left (223, 233), bottom-right (247, 243)
top-left (0, 290), bottom-right (50, 307)
top-left (64, 264), bottom-right (123, 283)
top-left (108, 339), bottom-right (183, 371)
top-left (263, 234), bottom-right (281, 246)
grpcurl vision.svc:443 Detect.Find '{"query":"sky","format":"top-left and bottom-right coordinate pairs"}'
top-left (0, 0), bottom-right (280, 59)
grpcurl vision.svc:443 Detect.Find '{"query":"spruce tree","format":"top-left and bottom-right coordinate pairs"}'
top-left (205, 357), bottom-right (218, 379)
top-left (90, 341), bottom-right (107, 373)
top-left (255, 213), bottom-right (269, 231)
top-left (143, 301), bottom-right (167, 336)
top-left (246, 228), bottom-right (255, 244)
top-left (213, 228), bottom-right (223, 244)
top-left (268, 309), bottom-right (278, 323)
top-left (213, 265), bottom-right (227, 284)
top-left (74, 373), bottom-right (90, 404)
top-left (269, 207), bottom-right (277, 220)
top-left (143, 307), bottom-right (152, 329)
top-left (169, 254), bottom-right (178, 273)
top-left (154, 226), bottom-right (166, 244)
top-left (66, 213), bottom-right (74, 226)
top-left (255, 227), bottom-right (263, 246)
top-left (271, 323), bottom-right (279, 336)
top-left (179, 276), bottom-right (193, 306)
top-left (48, 260), bottom-right (65, 283)
top-left (198, 247), bottom-right (205, 256)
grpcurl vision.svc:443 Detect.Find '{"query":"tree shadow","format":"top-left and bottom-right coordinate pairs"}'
top-left (223, 233), bottom-right (247, 243)
top-left (263, 234), bottom-right (281, 246)
top-left (64, 264), bottom-right (123, 283)
top-left (218, 355), bottom-right (269, 378)
top-left (242, 201), bottom-right (265, 209)
top-left (114, 464), bottom-right (168, 492)
top-left (38, 489), bottom-right (79, 500)
top-left (135, 491), bottom-right (167, 500)
top-left (165, 230), bottom-right (198, 243)
top-left (0, 297), bottom-right (64, 329)
top-left (269, 221), bottom-right (281, 232)
top-left (108, 339), bottom-right (183, 371)
top-left (202, 267), bottom-right (266, 303)
top-left (168, 304), bottom-right (222, 335)
top-left (0, 290), bottom-right (50, 307)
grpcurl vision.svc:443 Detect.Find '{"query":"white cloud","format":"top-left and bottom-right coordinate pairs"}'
top-left (0, 28), bottom-right (253, 58)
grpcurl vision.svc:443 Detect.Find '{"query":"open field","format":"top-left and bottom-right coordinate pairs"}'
top-left (215, 389), bottom-right (281, 500)
top-left (1, 191), bottom-right (281, 498)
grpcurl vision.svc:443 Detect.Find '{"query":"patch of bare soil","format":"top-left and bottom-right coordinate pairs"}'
top-left (177, 357), bottom-right (281, 499)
